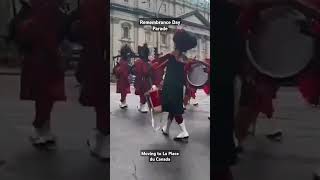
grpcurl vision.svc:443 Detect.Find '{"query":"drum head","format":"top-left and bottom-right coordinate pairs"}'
top-left (247, 6), bottom-right (315, 78)
top-left (187, 62), bottom-right (208, 88)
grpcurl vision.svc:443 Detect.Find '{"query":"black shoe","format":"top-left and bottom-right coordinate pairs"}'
top-left (173, 136), bottom-right (189, 142)
top-left (161, 129), bottom-right (169, 136)
top-left (266, 131), bottom-right (283, 142)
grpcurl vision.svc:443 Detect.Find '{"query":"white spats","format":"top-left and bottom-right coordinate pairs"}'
top-left (30, 127), bottom-right (56, 145)
top-left (161, 118), bottom-right (173, 135)
top-left (138, 103), bottom-right (149, 113)
top-left (119, 101), bottom-right (128, 109)
top-left (174, 121), bottom-right (189, 141)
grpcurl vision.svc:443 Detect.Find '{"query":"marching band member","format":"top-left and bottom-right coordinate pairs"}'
top-left (203, 58), bottom-right (211, 120)
top-left (15, 0), bottom-right (66, 146)
top-left (183, 59), bottom-right (198, 107)
top-left (134, 44), bottom-right (152, 113)
top-left (234, 1), bottom-right (296, 151)
top-left (114, 44), bottom-right (132, 109)
top-left (150, 53), bottom-right (165, 88)
top-left (77, 0), bottom-right (109, 160)
top-left (159, 29), bottom-right (197, 142)
top-left (183, 58), bottom-right (199, 108)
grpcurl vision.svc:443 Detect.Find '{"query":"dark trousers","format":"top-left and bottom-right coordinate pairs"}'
top-left (168, 113), bottom-right (183, 124)
top-left (140, 94), bottom-right (147, 104)
top-left (120, 93), bottom-right (127, 102)
top-left (95, 106), bottom-right (109, 135)
top-left (33, 99), bottom-right (54, 129)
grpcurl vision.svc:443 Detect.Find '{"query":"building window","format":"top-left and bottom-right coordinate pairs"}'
top-left (121, 23), bottom-right (131, 39)
top-left (162, 3), bottom-right (167, 13)
top-left (123, 27), bottom-right (129, 39)
top-left (161, 34), bottom-right (167, 45)
top-left (124, 0), bottom-right (128, 3)
top-left (180, 7), bottom-right (184, 15)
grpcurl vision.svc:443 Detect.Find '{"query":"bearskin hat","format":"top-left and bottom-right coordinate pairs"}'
top-left (138, 43), bottom-right (150, 60)
top-left (120, 44), bottom-right (133, 59)
top-left (173, 29), bottom-right (197, 52)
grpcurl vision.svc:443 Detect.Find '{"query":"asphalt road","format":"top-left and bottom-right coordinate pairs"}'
top-left (233, 87), bottom-right (320, 180)
top-left (0, 75), bottom-right (210, 180)
top-left (110, 85), bottom-right (210, 180)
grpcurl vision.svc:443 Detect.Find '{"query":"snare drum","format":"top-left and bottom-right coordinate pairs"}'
top-left (186, 61), bottom-right (209, 88)
top-left (246, 4), bottom-right (315, 79)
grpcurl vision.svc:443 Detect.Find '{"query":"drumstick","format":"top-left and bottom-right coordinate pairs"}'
top-left (154, 59), bottom-right (169, 70)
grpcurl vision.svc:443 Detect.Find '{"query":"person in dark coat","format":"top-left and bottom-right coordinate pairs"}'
top-left (14, 0), bottom-right (66, 146)
top-left (158, 29), bottom-right (197, 142)
top-left (76, 0), bottom-right (109, 160)
top-left (134, 44), bottom-right (152, 113)
top-left (113, 44), bottom-right (132, 109)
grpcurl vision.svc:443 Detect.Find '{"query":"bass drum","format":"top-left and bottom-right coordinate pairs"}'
top-left (246, 5), bottom-right (315, 79)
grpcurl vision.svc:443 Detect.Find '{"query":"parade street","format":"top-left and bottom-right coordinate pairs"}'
top-left (110, 83), bottom-right (210, 180)
top-left (0, 75), bottom-right (108, 180)
top-left (233, 87), bottom-right (320, 180)
top-left (3, 74), bottom-right (320, 180)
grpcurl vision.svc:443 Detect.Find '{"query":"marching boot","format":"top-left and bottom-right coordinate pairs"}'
top-left (119, 101), bottom-right (128, 109)
top-left (30, 121), bottom-right (56, 146)
top-left (87, 130), bottom-right (110, 161)
top-left (138, 103), bottom-right (149, 113)
top-left (161, 118), bottom-right (172, 135)
top-left (190, 98), bottom-right (199, 106)
top-left (174, 121), bottom-right (189, 142)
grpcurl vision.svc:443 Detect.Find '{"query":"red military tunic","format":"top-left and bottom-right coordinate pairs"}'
top-left (134, 59), bottom-right (151, 96)
top-left (237, 3), bottom-right (279, 118)
top-left (184, 60), bottom-right (197, 99)
top-left (78, 0), bottom-right (108, 106)
top-left (16, 0), bottom-right (66, 101)
top-left (151, 58), bottom-right (166, 88)
top-left (203, 58), bottom-right (211, 95)
top-left (116, 59), bottom-right (131, 94)
top-left (297, 1), bottom-right (320, 106)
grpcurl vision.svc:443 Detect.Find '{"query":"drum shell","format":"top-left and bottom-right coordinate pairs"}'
top-left (246, 5), bottom-right (315, 79)
top-left (186, 61), bottom-right (209, 88)
top-left (149, 90), bottom-right (162, 113)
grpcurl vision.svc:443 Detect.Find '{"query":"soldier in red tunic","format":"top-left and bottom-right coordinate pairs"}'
top-left (114, 45), bottom-right (132, 109)
top-left (77, 0), bottom-right (109, 160)
top-left (150, 52), bottom-right (165, 88)
top-left (134, 44), bottom-right (152, 113)
top-left (203, 58), bottom-right (211, 120)
top-left (183, 57), bottom-right (200, 109)
top-left (14, 0), bottom-right (66, 146)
